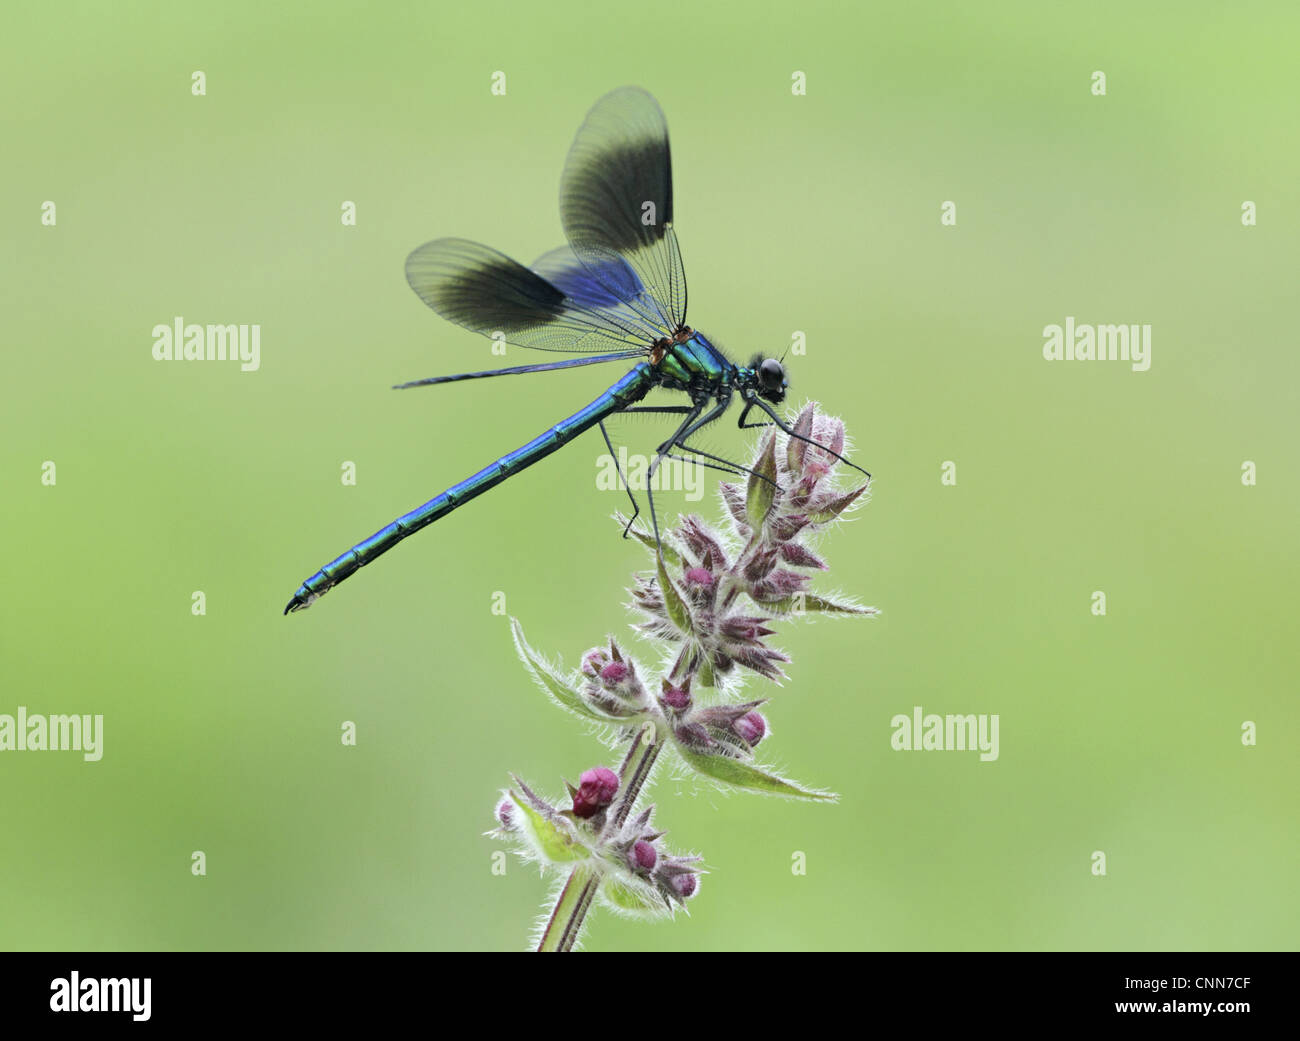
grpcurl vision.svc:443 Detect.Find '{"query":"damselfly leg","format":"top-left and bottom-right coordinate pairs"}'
top-left (672, 441), bottom-right (778, 488)
top-left (599, 420), bottom-right (645, 537)
top-left (739, 395), bottom-right (870, 479)
top-left (642, 401), bottom-right (710, 547)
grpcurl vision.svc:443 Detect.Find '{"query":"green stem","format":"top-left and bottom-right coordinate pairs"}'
top-left (535, 727), bottom-right (664, 952)
top-left (536, 864), bottom-right (600, 953)
top-left (609, 725), bottom-right (663, 831)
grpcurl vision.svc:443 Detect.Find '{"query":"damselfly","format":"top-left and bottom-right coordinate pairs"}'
top-left (284, 87), bottom-right (866, 614)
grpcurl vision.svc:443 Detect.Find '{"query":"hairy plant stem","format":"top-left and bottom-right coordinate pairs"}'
top-left (536, 863), bottom-right (599, 953)
top-left (535, 528), bottom-right (763, 950)
top-left (537, 727), bottom-right (665, 951)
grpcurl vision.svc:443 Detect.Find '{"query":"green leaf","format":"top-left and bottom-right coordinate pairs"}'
top-left (767, 592), bottom-right (878, 617)
top-left (598, 873), bottom-right (670, 917)
top-left (511, 617), bottom-right (622, 722)
top-left (615, 513), bottom-right (684, 569)
top-left (656, 554), bottom-right (691, 634)
top-left (507, 790), bottom-right (592, 863)
top-left (697, 658), bottom-right (715, 690)
top-left (805, 484), bottom-right (868, 523)
top-left (674, 745), bottom-right (837, 801)
top-left (746, 434), bottom-right (779, 528)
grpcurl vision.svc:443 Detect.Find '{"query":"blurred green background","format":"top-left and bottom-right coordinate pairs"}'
top-left (3, 0), bottom-right (1296, 951)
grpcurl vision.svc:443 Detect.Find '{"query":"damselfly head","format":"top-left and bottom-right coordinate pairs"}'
top-left (756, 357), bottom-right (787, 404)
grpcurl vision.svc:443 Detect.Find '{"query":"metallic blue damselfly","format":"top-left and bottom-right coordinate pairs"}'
top-left (284, 87), bottom-right (866, 614)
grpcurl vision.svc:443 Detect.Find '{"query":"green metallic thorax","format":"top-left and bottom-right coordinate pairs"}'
top-left (655, 333), bottom-right (734, 389)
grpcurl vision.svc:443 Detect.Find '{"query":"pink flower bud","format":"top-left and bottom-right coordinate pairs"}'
top-left (671, 872), bottom-right (698, 899)
top-left (630, 839), bottom-right (657, 872)
top-left (685, 567), bottom-right (714, 588)
top-left (734, 711), bottom-right (766, 746)
top-left (600, 660), bottom-right (630, 684)
top-left (572, 766), bottom-right (619, 819)
top-left (660, 683), bottom-right (691, 711)
top-left (581, 649), bottom-right (608, 677)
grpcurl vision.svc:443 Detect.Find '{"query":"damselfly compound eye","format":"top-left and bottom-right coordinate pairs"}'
top-left (759, 358), bottom-right (784, 391)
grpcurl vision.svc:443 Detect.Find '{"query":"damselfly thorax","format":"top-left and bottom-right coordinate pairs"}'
top-left (650, 329), bottom-right (735, 394)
